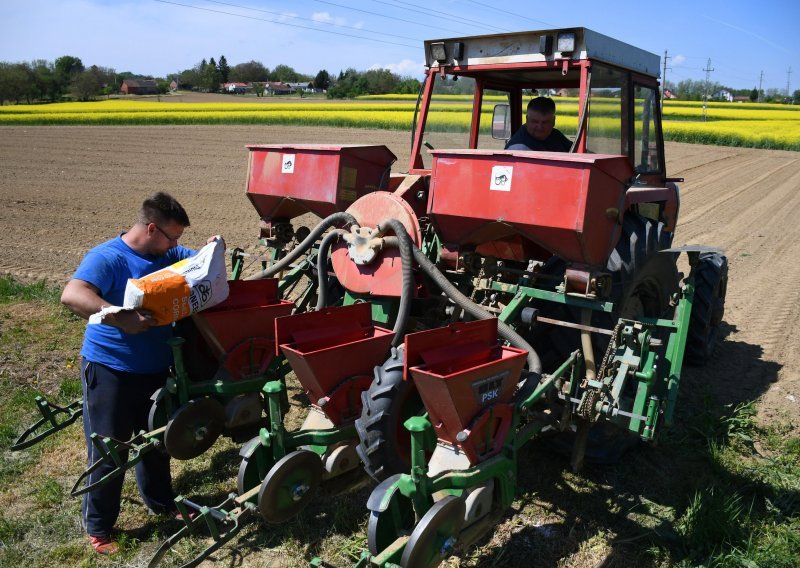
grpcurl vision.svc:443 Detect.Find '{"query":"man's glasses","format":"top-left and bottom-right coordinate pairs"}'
top-left (151, 223), bottom-right (181, 242)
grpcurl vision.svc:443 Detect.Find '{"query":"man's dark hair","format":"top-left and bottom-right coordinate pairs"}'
top-left (527, 96), bottom-right (556, 115)
top-left (139, 192), bottom-right (190, 227)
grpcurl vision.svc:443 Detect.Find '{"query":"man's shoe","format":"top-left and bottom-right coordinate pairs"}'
top-left (174, 510), bottom-right (197, 522)
top-left (88, 534), bottom-right (119, 555)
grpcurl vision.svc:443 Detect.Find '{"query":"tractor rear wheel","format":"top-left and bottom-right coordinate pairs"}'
top-left (355, 346), bottom-right (424, 481)
top-left (685, 252), bottom-right (728, 365)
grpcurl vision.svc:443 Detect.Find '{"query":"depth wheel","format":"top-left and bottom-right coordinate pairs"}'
top-left (367, 474), bottom-right (415, 555)
top-left (401, 496), bottom-right (465, 568)
top-left (355, 346), bottom-right (425, 481)
top-left (257, 450), bottom-right (323, 523)
top-left (163, 397), bottom-right (225, 460)
top-left (236, 436), bottom-right (274, 495)
top-left (685, 252), bottom-right (728, 365)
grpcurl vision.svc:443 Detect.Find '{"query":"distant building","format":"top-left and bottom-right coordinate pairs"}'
top-left (714, 90), bottom-right (733, 103)
top-left (169, 80), bottom-right (178, 92)
top-left (121, 79), bottom-right (158, 95)
top-left (663, 89), bottom-right (677, 99)
top-left (732, 96), bottom-right (750, 103)
top-left (265, 82), bottom-right (292, 95)
top-left (287, 82), bottom-right (314, 93)
top-left (222, 82), bottom-right (251, 94)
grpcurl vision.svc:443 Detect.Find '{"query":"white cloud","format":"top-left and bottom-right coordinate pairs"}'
top-left (311, 11), bottom-right (347, 27)
top-left (672, 55), bottom-right (686, 66)
top-left (370, 59), bottom-right (426, 78)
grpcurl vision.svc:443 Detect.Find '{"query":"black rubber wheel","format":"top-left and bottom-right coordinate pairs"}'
top-left (400, 495), bottom-right (465, 568)
top-left (147, 388), bottom-right (171, 432)
top-left (355, 346), bottom-right (424, 481)
top-left (236, 436), bottom-right (274, 496)
top-left (607, 214), bottom-right (674, 306)
top-left (685, 252), bottom-right (728, 365)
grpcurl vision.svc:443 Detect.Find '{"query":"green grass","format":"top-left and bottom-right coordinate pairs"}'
top-left (0, 275), bottom-right (797, 567)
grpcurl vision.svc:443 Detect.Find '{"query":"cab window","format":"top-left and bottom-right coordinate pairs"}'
top-left (633, 84), bottom-right (662, 173)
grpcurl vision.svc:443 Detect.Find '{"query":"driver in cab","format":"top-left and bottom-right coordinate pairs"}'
top-left (505, 96), bottom-right (572, 152)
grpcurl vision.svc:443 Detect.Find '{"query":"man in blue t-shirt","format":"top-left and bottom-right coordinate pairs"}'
top-left (61, 192), bottom-right (214, 555)
top-left (505, 96), bottom-right (573, 152)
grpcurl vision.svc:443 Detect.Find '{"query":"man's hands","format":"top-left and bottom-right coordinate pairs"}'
top-left (61, 279), bottom-right (155, 334)
top-left (101, 309), bottom-right (155, 334)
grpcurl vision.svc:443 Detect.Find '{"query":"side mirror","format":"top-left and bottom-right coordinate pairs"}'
top-left (491, 104), bottom-right (511, 140)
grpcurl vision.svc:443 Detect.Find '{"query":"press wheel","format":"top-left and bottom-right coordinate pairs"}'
top-left (367, 474), bottom-right (415, 555)
top-left (401, 495), bottom-right (465, 568)
top-left (236, 436), bottom-right (274, 495)
top-left (257, 450), bottom-right (323, 523)
top-left (163, 397), bottom-right (225, 460)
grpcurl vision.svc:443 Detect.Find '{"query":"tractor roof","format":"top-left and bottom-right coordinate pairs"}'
top-left (424, 27), bottom-right (660, 80)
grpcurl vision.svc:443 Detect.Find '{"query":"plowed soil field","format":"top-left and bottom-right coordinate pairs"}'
top-left (0, 125), bottom-right (798, 427)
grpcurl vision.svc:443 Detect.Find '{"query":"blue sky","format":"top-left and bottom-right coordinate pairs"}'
top-left (1, 0), bottom-right (798, 92)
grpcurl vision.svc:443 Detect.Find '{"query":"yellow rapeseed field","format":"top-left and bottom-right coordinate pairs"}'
top-left (0, 97), bottom-right (797, 150)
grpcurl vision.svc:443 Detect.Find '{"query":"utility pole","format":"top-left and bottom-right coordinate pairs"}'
top-left (660, 49), bottom-right (671, 108)
top-left (787, 67), bottom-right (793, 103)
top-left (702, 58), bottom-right (714, 121)
top-left (758, 70), bottom-right (763, 103)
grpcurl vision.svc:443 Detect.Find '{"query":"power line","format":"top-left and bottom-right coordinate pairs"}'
top-left (460, 0), bottom-right (554, 26)
top-left (311, 0), bottom-right (470, 35)
top-left (154, 0), bottom-right (418, 49)
top-left (201, 0), bottom-right (424, 43)
top-left (370, 0), bottom-right (511, 34)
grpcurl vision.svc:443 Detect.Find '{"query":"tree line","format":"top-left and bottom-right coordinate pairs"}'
top-left (664, 78), bottom-right (799, 104)
top-left (0, 53), bottom-right (422, 104)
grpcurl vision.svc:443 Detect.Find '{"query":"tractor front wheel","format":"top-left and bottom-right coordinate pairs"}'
top-left (685, 252), bottom-right (728, 365)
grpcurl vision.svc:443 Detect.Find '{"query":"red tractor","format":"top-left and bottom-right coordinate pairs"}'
top-left (149, 27), bottom-right (728, 567)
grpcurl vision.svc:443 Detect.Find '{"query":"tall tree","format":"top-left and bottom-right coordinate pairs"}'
top-left (54, 55), bottom-right (84, 97)
top-left (313, 69), bottom-right (330, 90)
top-left (229, 60), bottom-right (269, 82)
top-left (218, 55), bottom-right (230, 83)
top-left (71, 70), bottom-right (100, 101)
top-left (271, 64), bottom-right (299, 83)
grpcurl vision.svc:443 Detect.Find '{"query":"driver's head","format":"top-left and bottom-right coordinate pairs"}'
top-left (525, 97), bottom-right (557, 141)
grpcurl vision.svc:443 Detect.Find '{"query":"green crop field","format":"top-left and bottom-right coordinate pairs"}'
top-left (1, 97), bottom-right (798, 150)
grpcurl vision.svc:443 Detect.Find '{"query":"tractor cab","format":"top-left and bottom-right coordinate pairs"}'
top-left (410, 27), bottom-right (668, 188)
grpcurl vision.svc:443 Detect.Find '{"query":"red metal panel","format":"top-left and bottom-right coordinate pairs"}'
top-left (275, 304), bottom-right (394, 425)
top-left (427, 149), bottom-right (632, 267)
top-left (245, 144), bottom-right (396, 221)
top-left (190, 279), bottom-right (294, 378)
top-left (404, 319), bottom-right (527, 464)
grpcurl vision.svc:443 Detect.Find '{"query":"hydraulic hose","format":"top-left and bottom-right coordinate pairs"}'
top-left (376, 219), bottom-right (415, 347)
top-left (315, 229), bottom-right (347, 311)
top-left (410, 245), bottom-right (542, 376)
top-left (247, 212), bottom-right (359, 280)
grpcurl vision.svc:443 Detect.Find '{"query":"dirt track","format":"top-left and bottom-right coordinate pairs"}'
top-left (0, 125), bottom-right (798, 427)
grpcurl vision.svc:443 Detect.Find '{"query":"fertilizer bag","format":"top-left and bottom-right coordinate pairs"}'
top-left (89, 238), bottom-right (229, 326)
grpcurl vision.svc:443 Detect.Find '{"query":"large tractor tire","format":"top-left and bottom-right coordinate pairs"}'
top-left (685, 252), bottom-right (728, 366)
top-left (355, 346), bottom-right (424, 481)
top-left (607, 214), bottom-right (674, 306)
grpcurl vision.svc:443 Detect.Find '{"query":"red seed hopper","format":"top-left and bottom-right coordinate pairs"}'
top-left (246, 144), bottom-right (397, 221)
top-left (191, 279), bottom-right (294, 380)
top-left (275, 303), bottom-right (395, 425)
top-left (404, 319), bottom-right (527, 464)
top-left (427, 150), bottom-right (634, 267)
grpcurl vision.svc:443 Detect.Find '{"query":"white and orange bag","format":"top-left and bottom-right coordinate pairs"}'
top-left (89, 238), bottom-right (229, 326)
